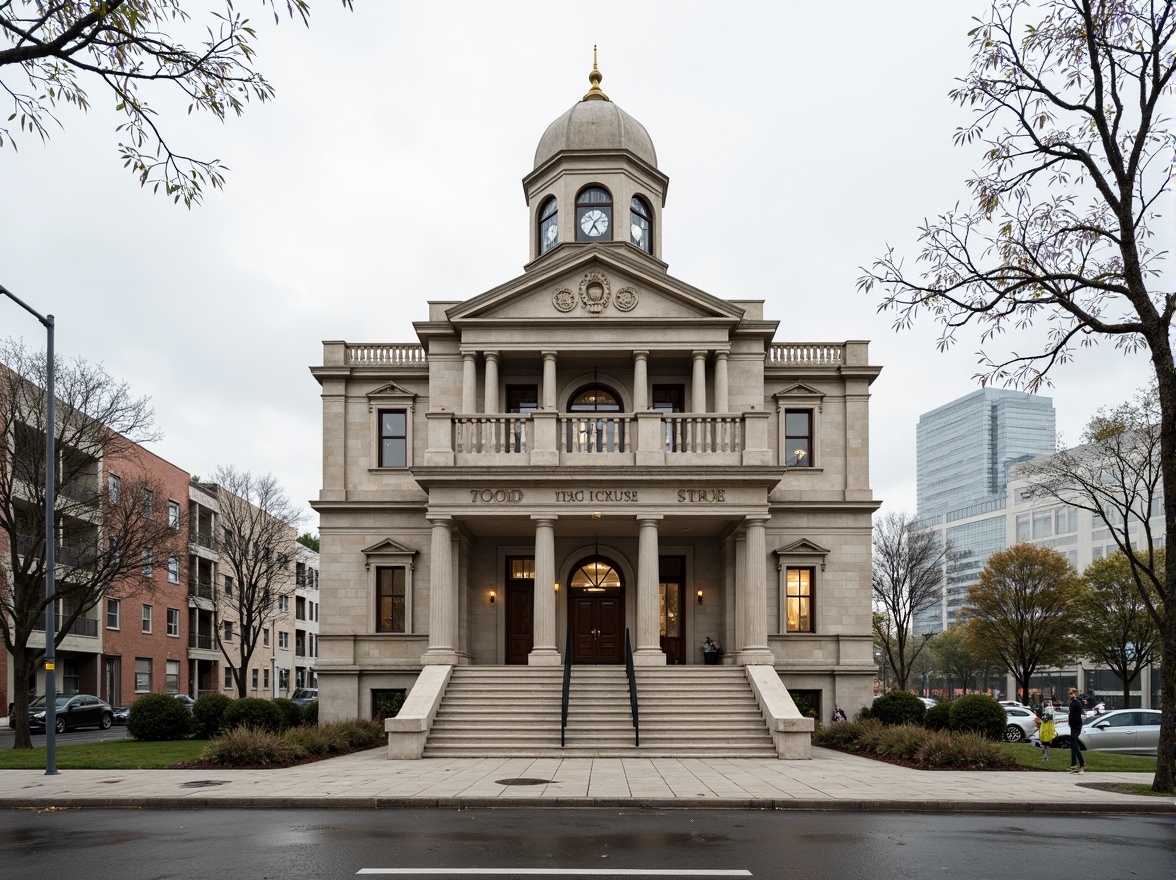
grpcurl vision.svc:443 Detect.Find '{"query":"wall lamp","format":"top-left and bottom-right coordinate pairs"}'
top-left (554, 582), bottom-right (560, 593)
top-left (489, 590), bottom-right (496, 604)
top-left (696, 590), bottom-right (704, 605)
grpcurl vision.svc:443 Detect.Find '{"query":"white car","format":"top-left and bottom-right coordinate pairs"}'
top-left (1052, 709), bottom-right (1161, 755)
top-left (1003, 706), bottom-right (1040, 742)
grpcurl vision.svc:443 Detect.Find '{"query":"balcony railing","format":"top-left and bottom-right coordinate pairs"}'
top-left (433, 410), bottom-right (771, 468)
top-left (33, 614), bottom-right (99, 638)
top-left (189, 530), bottom-right (218, 552)
top-left (768, 343), bottom-right (844, 365)
top-left (189, 632), bottom-right (216, 650)
top-left (16, 533), bottom-right (101, 568)
top-left (347, 343), bottom-right (427, 366)
top-left (189, 580), bottom-right (216, 601)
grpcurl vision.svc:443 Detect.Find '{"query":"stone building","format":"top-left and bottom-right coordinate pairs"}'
top-left (311, 64), bottom-right (882, 756)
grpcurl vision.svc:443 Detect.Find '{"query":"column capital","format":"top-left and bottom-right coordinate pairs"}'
top-left (530, 514), bottom-right (559, 525)
top-left (483, 350), bottom-right (500, 363)
top-left (427, 514), bottom-right (454, 526)
top-left (743, 513), bottom-right (771, 525)
top-left (691, 349), bottom-right (709, 360)
top-left (714, 350), bottom-right (729, 361)
top-left (635, 514), bottom-right (664, 525)
top-left (541, 350), bottom-right (559, 359)
top-left (632, 350), bottom-right (649, 360)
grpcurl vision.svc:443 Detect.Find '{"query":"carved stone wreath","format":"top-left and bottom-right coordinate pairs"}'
top-left (578, 271), bottom-right (612, 316)
top-left (552, 288), bottom-right (576, 312)
top-left (614, 286), bottom-right (638, 311)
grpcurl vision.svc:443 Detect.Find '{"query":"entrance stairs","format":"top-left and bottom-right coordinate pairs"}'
top-left (421, 666), bottom-right (779, 758)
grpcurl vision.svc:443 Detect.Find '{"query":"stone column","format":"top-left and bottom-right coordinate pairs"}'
top-left (542, 351), bottom-right (558, 410)
top-left (632, 351), bottom-right (649, 411)
top-left (738, 515), bottom-right (774, 665)
top-left (529, 516), bottom-right (561, 665)
top-left (691, 350), bottom-right (708, 413)
top-left (422, 516), bottom-right (459, 665)
top-left (483, 351), bottom-right (500, 414)
top-left (714, 351), bottom-right (729, 413)
top-left (633, 515), bottom-right (667, 665)
top-left (461, 352), bottom-right (477, 414)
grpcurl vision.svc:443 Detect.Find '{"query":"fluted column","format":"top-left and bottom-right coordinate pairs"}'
top-left (542, 351), bottom-right (558, 410)
top-left (632, 351), bottom-right (649, 411)
top-left (483, 351), bottom-right (500, 414)
top-left (691, 350), bottom-right (708, 413)
top-left (422, 516), bottom-right (459, 665)
top-left (633, 515), bottom-right (667, 665)
top-left (529, 515), bottom-right (561, 665)
top-left (462, 352), bottom-right (477, 414)
top-left (714, 351), bottom-right (729, 413)
top-left (738, 515), bottom-right (775, 665)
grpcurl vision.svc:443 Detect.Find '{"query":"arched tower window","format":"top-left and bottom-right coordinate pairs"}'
top-left (575, 186), bottom-right (612, 242)
top-left (538, 196), bottom-right (558, 255)
top-left (629, 196), bottom-right (653, 253)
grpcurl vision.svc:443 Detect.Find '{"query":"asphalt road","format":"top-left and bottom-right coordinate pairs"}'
top-left (0, 723), bottom-right (130, 747)
top-left (0, 809), bottom-right (1171, 880)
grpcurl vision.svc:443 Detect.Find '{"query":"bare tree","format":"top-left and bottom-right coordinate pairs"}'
top-left (964, 543), bottom-right (1083, 704)
top-left (858, 0), bottom-right (1176, 791)
top-left (930, 623), bottom-right (984, 699)
top-left (206, 466), bottom-right (300, 698)
top-left (872, 512), bottom-right (947, 690)
top-left (0, 339), bottom-right (185, 748)
top-left (1076, 550), bottom-right (1163, 707)
top-left (0, 1), bottom-right (353, 206)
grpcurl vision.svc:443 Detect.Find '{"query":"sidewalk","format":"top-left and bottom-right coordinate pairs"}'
top-left (1, 746), bottom-right (1171, 813)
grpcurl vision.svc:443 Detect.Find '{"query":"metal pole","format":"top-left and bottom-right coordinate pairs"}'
top-left (0, 284), bottom-right (58, 774)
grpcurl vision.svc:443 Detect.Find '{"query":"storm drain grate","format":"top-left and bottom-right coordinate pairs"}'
top-left (180, 780), bottom-right (230, 789)
top-left (494, 778), bottom-right (551, 786)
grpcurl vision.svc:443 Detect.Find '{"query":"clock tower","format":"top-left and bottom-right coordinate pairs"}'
top-left (523, 51), bottom-right (670, 265)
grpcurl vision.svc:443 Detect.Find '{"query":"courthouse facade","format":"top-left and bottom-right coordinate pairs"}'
top-left (312, 65), bottom-right (882, 730)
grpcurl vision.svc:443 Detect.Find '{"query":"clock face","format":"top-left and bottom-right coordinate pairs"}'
top-left (580, 208), bottom-right (609, 238)
top-left (545, 224), bottom-right (558, 244)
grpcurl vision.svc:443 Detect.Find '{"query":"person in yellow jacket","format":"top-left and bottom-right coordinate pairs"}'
top-left (1039, 701), bottom-right (1057, 761)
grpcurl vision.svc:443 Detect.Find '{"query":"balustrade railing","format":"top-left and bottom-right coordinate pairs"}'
top-left (768, 343), bottom-right (844, 365)
top-left (663, 415), bottom-right (742, 454)
top-left (560, 415), bottom-right (632, 453)
top-left (347, 343), bottom-right (427, 366)
top-left (454, 415), bottom-right (532, 454)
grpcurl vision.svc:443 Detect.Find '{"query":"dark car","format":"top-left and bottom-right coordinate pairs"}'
top-left (11, 694), bottom-right (115, 734)
top-left (290, 687), bottom-right (318, 708)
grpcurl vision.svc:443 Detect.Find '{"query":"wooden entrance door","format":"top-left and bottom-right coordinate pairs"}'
top-left (571, 593), bottom-right (624, 664)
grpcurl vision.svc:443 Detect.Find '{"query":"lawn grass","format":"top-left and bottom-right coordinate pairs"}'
top-left (0, 739), bottom-right (206, 770)
top-left (998, 742), bottom-right (1157, 774)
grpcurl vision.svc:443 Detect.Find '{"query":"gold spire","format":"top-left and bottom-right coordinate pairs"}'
top-left (582, 45), bottom-right (610, 102)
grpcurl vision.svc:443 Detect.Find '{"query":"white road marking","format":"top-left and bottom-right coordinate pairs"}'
top-left (357, 871), bottom-right (752, 877)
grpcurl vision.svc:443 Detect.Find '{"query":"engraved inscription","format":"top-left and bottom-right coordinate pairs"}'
top-left (470, 489), bottom-right (525, 503)
top-left (677, 489), bottom-right (726, 503)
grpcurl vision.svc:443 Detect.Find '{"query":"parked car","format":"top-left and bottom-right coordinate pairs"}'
top-left (290, 687), bottom-right (318, 707)
top-left (171, 694), bottom-right (196, 711)
top-left (999, 700), bottom-right (1028, 709)
top-left (1003, 706), bottom-right (1040, 742)
top-left (1052, 709), bottom-right (1161, 755)
top-left (918, 697), bottom-right (937, 709)
top-left (9, 694), bottom-right (115, 733)
top-left (113, 705), bottom-right (131, 724)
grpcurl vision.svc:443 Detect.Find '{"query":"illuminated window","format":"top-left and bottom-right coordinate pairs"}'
top-left (786, 568), bottom-right (814, 632)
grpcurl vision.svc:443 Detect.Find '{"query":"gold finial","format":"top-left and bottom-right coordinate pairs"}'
top-left (583, 44), bottom-right (609, 102)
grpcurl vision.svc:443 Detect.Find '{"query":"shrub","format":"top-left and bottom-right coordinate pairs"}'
top-left (201, 726), bottom-right (301, 767)
top-left (949, 694), bottom-right (1006, 740)
top-left (127, 693), bottom-right (193, 741)
top-left (301, 700), bottom-right (319, 726)
top-left (855, 705), bottom-right (874, 722)
top-left (373, 691), bottom-right (405, 722)
top-left (192, 693), bottom-right (233, 738)
top-left (871, 691), bottom-right (926, 726)
top-left (272, 697), bottom-right (303, 730)
top-left (924, 701), bottom-right (952, 731)
top-left (222, 697), bottom-right (284, 733)
top-left (321, 718), bottom-right (384, 748)
top-left (812, 717), bottom-right (1015, 770)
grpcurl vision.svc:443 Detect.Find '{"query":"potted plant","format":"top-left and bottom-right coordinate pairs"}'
top-left (702, 636), bottom-right (722, 665)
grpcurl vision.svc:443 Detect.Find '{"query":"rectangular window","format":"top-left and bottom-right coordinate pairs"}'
top-left (786, 567), bottom-right (814, 632)
top-left (378, 409), bottom-right (407, 467)
top-left (784, 410), bottom-right (812, 467)
top-left (296, 596), bottom-right (306, 620)
top-left (166, 659), bottom-right (180, 693)
top-left (278, 595), bottom-right (289, 613)
top-left (141, 604), bottom-right (152, 634)
top-left (167, 556), bottom-right (179, 584)
top-left (251, 668), bottom-right (259, 690)
top-left (224, 667), bottom-right (233, 689)
top-left (278, 630), bottom-right (289, 649)
top-left (143, 488), bottom-right (154, 518)
top-left (109, 536), bottom-right (120, 568)
top-left (1056, 507), bottom-right (1078, 534)
top-left (263, 668), bottom-right (270, 690)
top-left (1032, 511), bottom-right (1053, 539)
top-left (376, 566), bottom-right (407, 633)
top-left (135, 658), bottom-right (152, 692)
top-left (142, 548), bottom-right (153, 576)
top-left (224, 621), bottom-right (233, 641)
top-left (224, 575), bottom-right (234, 596)
top-left (167, 607), bottom-right (180, 637)
top-left (109, 473), bottom-right (121, 504)
top-left (168, 500), bottom-right (180, 529)
top-left (263, 627), bottom-right (270, 647)
top-left (1016, 514), bottom-right (1030, 542)
top-left (106, 598), bottom-right (120, 630)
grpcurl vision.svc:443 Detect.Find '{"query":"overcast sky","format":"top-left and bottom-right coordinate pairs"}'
top-left (0, 1), bottom-right (1162, 530)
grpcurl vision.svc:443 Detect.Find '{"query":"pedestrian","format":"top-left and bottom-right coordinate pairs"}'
top-left (832, 705), bottom-right (847, 723)
top-left (1039, 702), bottom-right (1056, 761)
top-left (1067, 687), bottom-right (1085, 774)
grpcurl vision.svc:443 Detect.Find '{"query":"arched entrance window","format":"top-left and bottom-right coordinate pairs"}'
top-left (566, 384), bottom-right (625, 452)
top-left (569, 556), bottom-right (625, 664)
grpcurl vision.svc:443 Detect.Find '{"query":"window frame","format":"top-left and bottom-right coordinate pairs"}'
top-left (109, 473), bottom-right (121, 504)
top-left (141, 604), bottom-right (153, 634)
top-left (106, 598), bottom-right (120, 630)
top-left (366, 384), bottom-right (417, 470)
top-left (166, 607), bottom-right (180, 637)
top-left (784, 566), bottom-right (815, 633)
top-left (168, 500), bottom-right (180, 530)
top-left (783, 409), bottom-right (813, 468)
top-left (223, 621), bottom-right (234, 641)
top-left (167, 556), bottom-right (180, 584)
top-left (538, 195), bottom-right (558, 255)
top-left (774, 385), bottom-right (825, 468)
top-left (165, 659), bottom-right (180, 693)
top-left (134, 658), bottom-right (152, 693)
top-left (774, 540), bottom-right (829, 635)
top-left (143, 488), bottom-right (154, 518)
top-left (575, 185), bottom-right (613, 242)
top-left (376, 566), bottom-right (408, 634)
top-left (363, 539), bottom-right (417, 634)
top-left (378, 409), bottom-right (408, 467)
top-left (629, 194), bottom-right (653, 253)
top-left (142, 548), bottom-right (153, 576)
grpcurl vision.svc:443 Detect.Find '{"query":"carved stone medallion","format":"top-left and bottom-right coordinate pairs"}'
top-left (614, 286), bottom-right (638, 311)
top-left (578, 271), bottom-right (612, 316)
top-left (552, 288), bottom-right (576, 312)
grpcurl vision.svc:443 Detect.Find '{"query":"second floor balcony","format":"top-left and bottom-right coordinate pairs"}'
top-left (189, 579), bottom-right (216, 602)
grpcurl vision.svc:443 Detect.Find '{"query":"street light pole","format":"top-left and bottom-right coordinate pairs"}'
top-left (0, 282), bottom-right (58, 775)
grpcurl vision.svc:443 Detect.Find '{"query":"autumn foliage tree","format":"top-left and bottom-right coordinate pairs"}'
top-left (859, 0), bottom-right (1176, 792)
top-left (0, 1), bottom-right (353, 206)
top-left (964, 543), bottom-right (1083, 705)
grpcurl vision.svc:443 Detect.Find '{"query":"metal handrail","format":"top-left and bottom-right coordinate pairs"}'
top-left (560, 623), bottom-right (572, 748)
top-left (625, 628), bottom-right (639, 746)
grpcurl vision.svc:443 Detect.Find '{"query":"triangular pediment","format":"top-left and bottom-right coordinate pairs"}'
top-left (366, 382), bottom-right (414, 399)
top-left (774, 383), bottom-right (825, 400)
top-left (361, 538), bottom-right (417, 557)
top-left (774, 539), bottom-right (831, 557)
top-left (446, 248), bottom-right (744, 325)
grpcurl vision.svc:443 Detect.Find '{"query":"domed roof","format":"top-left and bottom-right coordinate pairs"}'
top-left (533, 60), bottom-right (657, 170)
